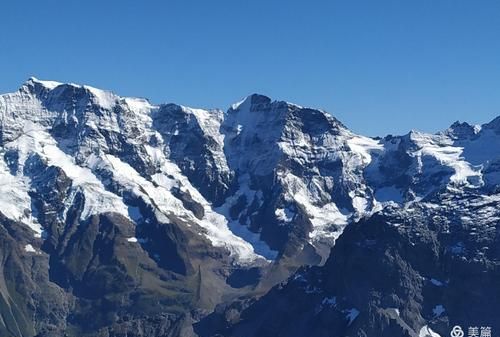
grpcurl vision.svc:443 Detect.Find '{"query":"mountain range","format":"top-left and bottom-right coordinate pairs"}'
top-left (0, 78), bottom-right (498, 337)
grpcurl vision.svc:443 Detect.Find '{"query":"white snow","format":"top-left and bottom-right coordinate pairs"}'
top-left (83, 85), bottom-right (117, 110)
top-left (280, 172), bottom-right (348, 244)
top-left (27, 77), bottom-right (119, 112)
top-left (350, 191), bottom-right (369, 214)
top-left (180, 106), bottom-right (231, 177)
top-left (216, 174), bottom-right (278, 260)
top-left (346, 135), bottom-right (383, 166)
top-left (275, 207), bottom-right (295, 223)
top-left (127, 237), bottom-right (148, 244)
top-left (386, 307), bottom-right (400, 317)
top-left (89, 153), bottom-right (270, 264)
top-left (230, 96), bottom-right (249, 110)
top-left (11, 123), bottom-right (130, 220)
top-left (419, 325), bottom-right (441, 337)
top-left (5, 78), bottom-right (500, 269)
top-left (28, 77), bottom-right (62, 90)
top-left (24, 244), bottom-right (37, 253)
top-left (0, 152), bottom-right (43, 237)
top-left (410, 131), bottom-right (483, 187)
top-left (224, 97), bottom-right (372, 253)
top-left (123, 97), bottom-right (153, 113)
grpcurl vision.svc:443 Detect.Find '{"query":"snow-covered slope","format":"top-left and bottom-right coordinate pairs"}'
top-left (1, 78), bottom-right (499, 267)
top-left (0, 78), bottom-right (265, 265)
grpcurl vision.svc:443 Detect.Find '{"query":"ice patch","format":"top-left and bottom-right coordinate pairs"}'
top-left (230, 96), bottom-right (248, 110)
top-left (24, 244), bottom-right (37, 253)
top-left (347, 135), bottom-right (383, 166)
top-left (385, 307), bottom-right (400, 317)
top-left (84, 85), bottom-right (117, 110)
top-left (430, 278), bottom-right (444, 287)
top-left (419, 325), bottom-right (441, 337)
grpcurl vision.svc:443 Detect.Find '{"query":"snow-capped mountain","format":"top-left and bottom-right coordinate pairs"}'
top-left (0, 78), bottom-right (498, 337)
top-left (0, 78), bottom-right (392, 265)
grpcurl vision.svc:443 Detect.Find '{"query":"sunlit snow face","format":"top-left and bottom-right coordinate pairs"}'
top-left (2, 78), bottom-right (500, 268)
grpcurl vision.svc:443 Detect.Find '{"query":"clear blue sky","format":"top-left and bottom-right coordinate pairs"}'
top-left (1, 0), bottom-right (499, 136)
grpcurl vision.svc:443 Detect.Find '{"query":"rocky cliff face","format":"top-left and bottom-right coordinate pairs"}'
top-left (197, 188), bottom-right (500, 337)
top-left (0, 78), bottom-right (498, 336)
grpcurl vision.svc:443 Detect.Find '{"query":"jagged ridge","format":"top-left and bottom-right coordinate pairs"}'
top-left (0, 78), bottom-right (499, 337)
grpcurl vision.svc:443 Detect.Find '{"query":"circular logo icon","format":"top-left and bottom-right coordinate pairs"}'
top-left (450, 325), bottom-right (464, 337)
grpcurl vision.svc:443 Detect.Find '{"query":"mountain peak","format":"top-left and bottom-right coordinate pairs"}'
top-left (230, 93), bottom-right (272, 111)
top-left (443, 120), bottom-right (480, 139)
top-left (20, 77), bottom-right (119, 111)
top-left (483, 115), bottom-right (500, 133)
top-left (23, 77), bottom-right (63, 91)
